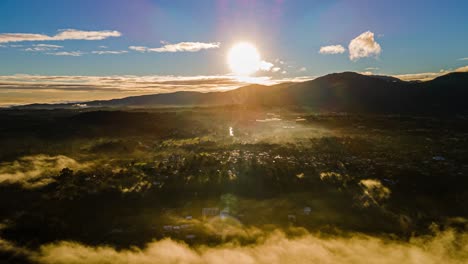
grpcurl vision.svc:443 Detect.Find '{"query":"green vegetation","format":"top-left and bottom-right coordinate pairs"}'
top-left (0, 107), bottom-right (467, 255)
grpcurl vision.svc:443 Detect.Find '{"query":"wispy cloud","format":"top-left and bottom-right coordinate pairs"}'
top-left (0, 74), bottom-right (313, 106)
top-left (129, 41), bottom-right (220, 53)
top-left (46, 51), bottom-right (84, 56)
top-left (24, 44), bottom-right (63, 52)
top-left (458, 58), bottom-right (468, 61)
top-left (319, 45), bottom-right (346, 54)
top-left (349, 31), bottom-right (382, 61)
top-left (128, 46), bottom-right (147, 52)
top-left (391, 65), bottom-right (468, 81)
top-left (0, 29), bottom-right (121, 43)
top-left (91, 50), bottom-right (128, 55)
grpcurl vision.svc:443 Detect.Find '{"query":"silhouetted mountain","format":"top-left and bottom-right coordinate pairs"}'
top-left (13, 72), bottom-right (468, 114)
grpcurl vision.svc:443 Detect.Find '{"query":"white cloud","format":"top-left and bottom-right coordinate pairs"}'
top-left (128, 46), bottom-right (148, 52)
top-left (458, 58), bottom-right (468, 61)
top-left (98, 45), bottom-right (108, 49)
top-left (281, 70), bottom-right (287, 74)
top-left (349, 31), bottom-right (382, 61)
top-left (299, 67), bottom-right (307, 72)
top-left (359, 71), bottom-right (374, 75)
top-left (25, 44), bottom-right (63, 52)
top-left (259, 60), bottom-right (274, 71)
top-left (272, 67), bottom-right (281, 72)
top-left (319, 45), bottom-right (346, 54)
top-left (46, 51), bottom-right (84, 56)
top-left (365, 67), bottom-right (379, 71)
top-left (0, 29), bottom-right (121, 43)
top-left (129, 41), bottom-right (220, 53)
top-left (91, 50), bottom-right (128, 55)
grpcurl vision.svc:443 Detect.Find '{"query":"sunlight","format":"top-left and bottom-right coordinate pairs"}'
top-left (227, 42), bottom-right (261, 76)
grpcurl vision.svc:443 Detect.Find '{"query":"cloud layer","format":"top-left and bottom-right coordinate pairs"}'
top-left (0, 155), bottom-right (89, 188)
top-left (349, 31), bottom-right (382, 61)
top-left (129, 41), bottom-right (220, 53)
top-left (0, 29), bottom-right (121, 43)
top-left (0, 74), bottom-right (312, 106)
top-left (1, 63), bottom-right (466, 106)
top-left (319, 45), bottom-right (346, 54)
top-left (0, 229), bottom-right (466, 264)
top-left (391, 65), bottom-right (468, 81)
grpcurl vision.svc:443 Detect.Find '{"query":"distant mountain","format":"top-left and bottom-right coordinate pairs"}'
top-left (13, 72), bottom-right (468, 114)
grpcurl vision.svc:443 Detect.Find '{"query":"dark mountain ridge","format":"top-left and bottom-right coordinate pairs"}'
top-left (11, 72), bottom-right (468, 114)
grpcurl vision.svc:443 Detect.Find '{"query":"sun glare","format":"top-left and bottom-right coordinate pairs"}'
top-left (227, 42), bottom-right (261, 76)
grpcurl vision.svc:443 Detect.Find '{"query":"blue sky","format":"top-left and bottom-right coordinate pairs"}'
top-left (0, 0), bottom-right (467, 105)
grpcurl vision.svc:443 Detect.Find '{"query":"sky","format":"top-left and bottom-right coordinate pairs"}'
top-left (0, 0), bottom-right (467, 106)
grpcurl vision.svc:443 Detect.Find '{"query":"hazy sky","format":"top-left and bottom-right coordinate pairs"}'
top-left (0, 0), bottom-right (467, 105)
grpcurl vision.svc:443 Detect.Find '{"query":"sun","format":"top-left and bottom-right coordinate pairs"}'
top-left (227, 42), bottom-right (261, 76)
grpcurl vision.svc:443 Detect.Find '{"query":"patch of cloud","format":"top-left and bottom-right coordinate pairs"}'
top-left (359, 71), bottom-right (374, 76)
top-left (91, 50), bottom-right (128, 55)
top-left (349, 31), bottom-right (382, 61)
top-left (98, 45), bottom-right (108, 49)
top-left (128, 46), bottom-right (148, 52)
top-left (359, 179), bottom-right (390, 207)
top-left (272, 67), bottom-right (281, 73)
top-left (0, 155), bottom-right (90, 188)
top-left (392, 65), bottom-right (468, 81)
top-left (458, 58), bottom-right (468, 61)
top-left (0, 29), bottom-right (121, 43)
top-left (299, 67), bottom-right (307, 72)
top-left (392, 72), bottom-right (443, 82)
top-left (129, 41), bottom-right (220, 53)
top-left (259, 60), bottom-right (274, 71)
top-left (365, 67), bottom-right (379, 71)
top-left (24, 44), bottom-right (63, 52)
top-left (46, 51), bottom-right (85, 56)
top-left (319, 45), bottom-right (346, 54)
top-left (455, 65), bottom-right (468, 72)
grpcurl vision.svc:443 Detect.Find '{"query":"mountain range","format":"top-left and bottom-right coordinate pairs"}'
top-left (14, 72), bottom-right (468, 114)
